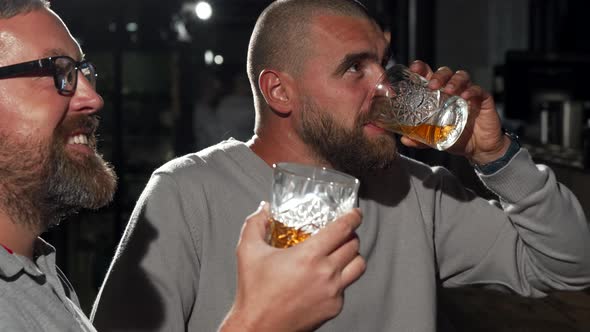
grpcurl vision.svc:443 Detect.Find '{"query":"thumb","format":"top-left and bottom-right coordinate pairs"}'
top-left (238, 201), bottom-right (271, 246)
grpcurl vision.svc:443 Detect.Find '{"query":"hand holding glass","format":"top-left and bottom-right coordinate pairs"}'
top-left (369, 64), bottom-right (469, 150)
top-left (268, 163), bottom-right (360, 248)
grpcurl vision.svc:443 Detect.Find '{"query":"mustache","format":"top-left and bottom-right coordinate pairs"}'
top-left (60, 115), bottom-right (100, 135)
top-left (79, 115), bottom-right (99, 134)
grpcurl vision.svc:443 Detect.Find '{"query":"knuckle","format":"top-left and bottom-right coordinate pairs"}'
top-left (317, 261), bottom-right (338, 280)
top-left (357, 256), bottom-right (367, 273)
top-left (350, 236), bottom-right (360, 252)
top-left (349, 255), bottom-right (367, 277)
top-left (298, 250), bottom-right (317, 267)
top-left (323, 296), bottom-right (344, 319)
top-left (410, 59), bottom-right (425, 68)
top-left (455, 69), bottom-right (470, 78)
top-left (436, 66), bottom-right (453, 74)
top-left (469, 84), bottom-right (483, 93)
top-left (334, 217), bottom-right (354, 235)
top-left (325, 281), bottom-right (341, 299)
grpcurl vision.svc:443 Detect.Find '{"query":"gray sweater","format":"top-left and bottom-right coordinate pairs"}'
top-left (92, 139), bottom-right (590, 332)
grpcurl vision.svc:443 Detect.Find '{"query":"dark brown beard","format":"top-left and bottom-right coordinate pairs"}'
top-left (0, 116), bottom-right (117, 231)
top-left (297, 97), bottom-right (398, 178)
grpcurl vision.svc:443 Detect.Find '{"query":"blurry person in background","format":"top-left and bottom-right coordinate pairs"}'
top-left (215, 71), bottom-right (256, 142)
top-left (0, 1), bottom-right (117, 330)
top-left (192, 71), bottom-right (222, 150)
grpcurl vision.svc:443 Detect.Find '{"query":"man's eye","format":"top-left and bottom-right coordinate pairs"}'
top-left (347, 62), bottom-right (361, 73)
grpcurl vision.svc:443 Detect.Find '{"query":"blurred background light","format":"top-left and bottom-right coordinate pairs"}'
top-left (195, 1), bottom-right (213, 21)
top-left (204, 50), bottom-right (214, 65)
top-left (126, 22), bottom-right (138, 32)
top-left (173, 19), bottom-right (191, 42)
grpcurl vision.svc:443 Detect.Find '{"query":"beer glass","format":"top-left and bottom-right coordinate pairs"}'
top-left (269, 163), bottom-right (360, 248)
top-left (369, 64), bottom-right (469, 150)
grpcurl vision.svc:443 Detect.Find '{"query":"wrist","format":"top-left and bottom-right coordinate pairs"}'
top-left (471, 135), bottom-right (512, 166)
top-left (472, 130), bottom-right (521, 175)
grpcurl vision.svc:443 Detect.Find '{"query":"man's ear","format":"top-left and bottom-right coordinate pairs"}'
top-left (258, 69), bottom-right (295, 116)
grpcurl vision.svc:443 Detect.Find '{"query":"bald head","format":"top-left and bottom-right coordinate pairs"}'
top-left (247, 0), bottom-right (372, 109)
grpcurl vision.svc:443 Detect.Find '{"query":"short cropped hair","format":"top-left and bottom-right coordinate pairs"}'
top-left (0, 0), bottom-right (49, 19)
top-left (247, 0), bottom-right (371, 108)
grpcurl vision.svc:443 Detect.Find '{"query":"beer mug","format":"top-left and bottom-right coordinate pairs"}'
top-left (269, 163), bottom-right (360, 248)
top-left (369, 64), bottom-right (469, 150)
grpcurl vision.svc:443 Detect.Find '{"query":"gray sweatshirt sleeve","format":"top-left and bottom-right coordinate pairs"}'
top-left (91, 172), bottom-right (201, 331)
top-left (433, 149), bottom-right (590, 297)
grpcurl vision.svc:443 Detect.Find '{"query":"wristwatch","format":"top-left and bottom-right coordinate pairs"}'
top-left (473, 129), bottom-right (521, 175)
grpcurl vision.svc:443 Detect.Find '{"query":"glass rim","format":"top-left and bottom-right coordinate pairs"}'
top-left (273, 162), bottom-right (359, 187)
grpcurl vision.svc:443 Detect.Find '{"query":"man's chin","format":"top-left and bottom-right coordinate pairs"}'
top-left (364, 130), bottom-right (397, 153)
top-left (49, 149), bottom-right (117, 211)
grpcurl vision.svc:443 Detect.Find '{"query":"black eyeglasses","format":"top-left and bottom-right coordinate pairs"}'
top-left (0, 56), bottom-right (97, 95)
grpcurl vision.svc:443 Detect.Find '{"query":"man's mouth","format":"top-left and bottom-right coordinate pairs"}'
top-left (65, 131), bottom-right (96, 156)
top-left (67, 133), bottom-right (90, 146)
top-left (362, 120), bottom-right (386, 131)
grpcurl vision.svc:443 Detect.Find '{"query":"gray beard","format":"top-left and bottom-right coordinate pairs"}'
top-left (0, 123), bottom-right (117, 232)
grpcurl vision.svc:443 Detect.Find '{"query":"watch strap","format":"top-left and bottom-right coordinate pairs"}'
top-left (474, 129), bottom-right (521, 175)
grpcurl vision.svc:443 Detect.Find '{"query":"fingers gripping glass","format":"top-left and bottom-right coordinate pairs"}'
top-left (0, 56), bottom-right (97, 95)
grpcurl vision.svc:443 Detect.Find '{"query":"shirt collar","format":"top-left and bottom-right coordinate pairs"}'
top-left (0, 238), bottom-right (56, 280)
top-left (0, 243), bottom-right (13, 254)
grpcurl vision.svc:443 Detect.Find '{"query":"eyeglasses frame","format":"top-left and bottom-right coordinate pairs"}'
top-left (0, 55), bottom-right (97, 95)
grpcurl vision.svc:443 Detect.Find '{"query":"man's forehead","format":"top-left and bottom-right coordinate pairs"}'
top-left (0, 8), bottom-right (83, 64)
top-left (309, 14), bottom-right (387, 54)
top-left (312, 14), bottom-right (377, 38)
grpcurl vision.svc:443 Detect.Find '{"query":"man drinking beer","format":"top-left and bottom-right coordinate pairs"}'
top-left (93, 0), bottom-right (590, 331)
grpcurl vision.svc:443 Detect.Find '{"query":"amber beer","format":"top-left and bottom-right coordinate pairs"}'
top-left (268, 217), bottom-right (312, 248)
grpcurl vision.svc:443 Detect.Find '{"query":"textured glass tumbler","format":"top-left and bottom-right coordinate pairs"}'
top-left (269, 163), bottom-right (360, 248)
top-left (370, 64), bottom-right (469, 150)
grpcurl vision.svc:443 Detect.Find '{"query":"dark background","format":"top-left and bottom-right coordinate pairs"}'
top-left (43, 0), bottom-right (590, 327)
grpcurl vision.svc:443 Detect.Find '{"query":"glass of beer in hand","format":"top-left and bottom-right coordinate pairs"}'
top-left (268, 163), bottom-right (360, 248)
top-left (369, 64), bottom-right (469, 150)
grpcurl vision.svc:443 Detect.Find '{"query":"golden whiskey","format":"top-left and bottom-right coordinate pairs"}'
top-left (380, 122), bottom-right (456, 147)
top-left (268, 217), bottom-right (312, 248)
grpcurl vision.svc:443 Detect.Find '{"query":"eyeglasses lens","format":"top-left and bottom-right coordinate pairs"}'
top-left (54, 57), bottom-right (76, 92)
top-left (80, 62), bottom-right (97, 88)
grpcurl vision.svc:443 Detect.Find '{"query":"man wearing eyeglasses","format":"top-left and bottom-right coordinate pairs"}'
top-left (0, 1), bottom-right (117, 330)
top-left (0, 2), bottom-right (364, 331)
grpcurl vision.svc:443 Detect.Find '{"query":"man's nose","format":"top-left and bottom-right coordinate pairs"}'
top-left (69, 71), bottom-right (104, 114)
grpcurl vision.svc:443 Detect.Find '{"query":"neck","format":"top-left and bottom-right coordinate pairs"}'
top-left (0, 209), bottom-right (40, 259)
top-left (247, 125), bottom-right (331, 169)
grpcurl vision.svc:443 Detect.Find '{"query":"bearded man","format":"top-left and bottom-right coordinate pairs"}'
top-left (0, 1), bottom-right (116, 330)
top-left (93, 0), bottom-right (590, 331)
